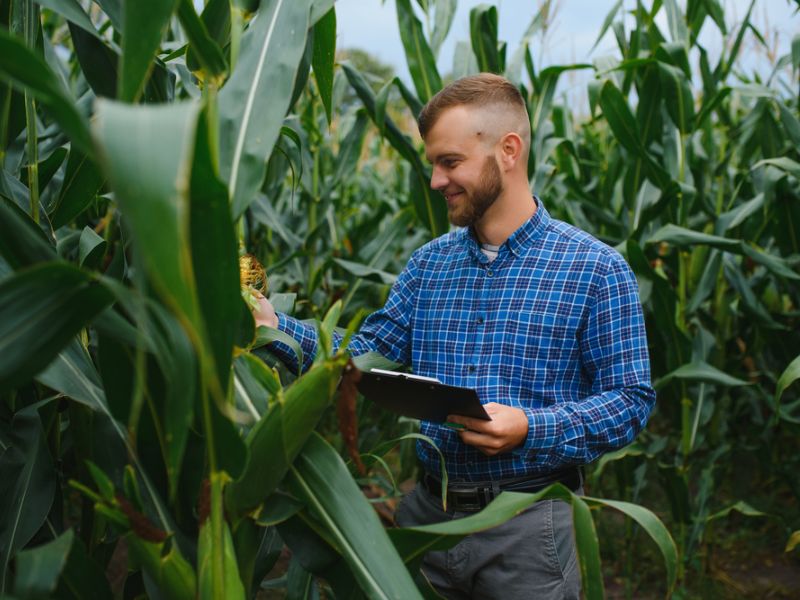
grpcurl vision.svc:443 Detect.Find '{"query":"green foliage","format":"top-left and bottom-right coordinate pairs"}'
top-left (0, 0), bottom-right (797, 598)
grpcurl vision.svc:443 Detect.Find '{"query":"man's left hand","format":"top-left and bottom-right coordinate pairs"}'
top-left (446, 403), bottom-right (529, 456)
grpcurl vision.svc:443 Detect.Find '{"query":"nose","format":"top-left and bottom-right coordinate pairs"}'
top-left (430, 165), bottom-right (447, 191)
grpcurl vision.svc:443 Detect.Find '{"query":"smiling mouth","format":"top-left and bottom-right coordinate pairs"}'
top-left (443, 191), bottom-right (463, 205)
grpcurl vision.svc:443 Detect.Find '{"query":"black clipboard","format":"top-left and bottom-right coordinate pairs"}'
top-left (356, 369), bottom-right (491, 423)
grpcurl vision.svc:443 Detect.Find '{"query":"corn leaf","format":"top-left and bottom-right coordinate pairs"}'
top-left (388, 486), bottom-right (613, 599)
top-left (723, 257), bottom-right (786, 330)
top-left (469, 4), bottom-right (501, 74)
top-left (234, 353), bottom-right (281, 416)
top-left (36, 338), bottom-right (106, 411)
top-left (663, 0), bottom-right (689, 46)
top-left (195, 0), bottom-right (231, 56)
top-left (49, 149), bottom-right (104, 229)
top-left (178, 0), bottom-right (228, 82)
top-left (0, 405), bottom-right (56, 594)
top-left (753, 157), bottom-right (800, 180)
top-left (775, 354), bottom-right (800, 419)
top-left (647, 224), bottom-right (740, 251)
top-left (341, 61), bottom-right (446, 238)
top-left (33, 0), bottom-right (101, 39)
top-left (93, 0), bottom-right (121, 30)
top-left (219, 0), bottom-right (313, 218)
top-left (189, 109), bottom-right (241, 396)
top-left (507, 0), bottom-right (553, 84)
top-left (590, 0), bottom-right (623, 52)
top-left (396, 0), bottom-right (441, 104)
top-left (0, 28), bottom-right (91, 154)
top-left (654, 360), bottom-right (750, 390)
top-left (715, 0), bottom-right (756, 83)
top-left (530, 65), bottom-right (591, 165)
top-left (452, 39), bottom-right (479, 79)
top-left (36, 317), bottom-right (185, 532)
top-left (0, 264), bottom-right (113, 391)
top-left (430, 0), bottom-right (456, 58)
top-left (333, 258), bottom-right (397, 286)
top-left (715, 194), bottom-right (764, 233)
top-left (254, 326), bottom-right (305, 376)
top-left (198, 519), bottom-right (245, 600)
top-left (599, 78), bottom-right (642, 153)
top-left (126, 534), bottom-right (196, 600)
top-left (570, 494), bottom-right (603, 599)
top-left (331, 109), bottom-right (369, 189)
top-left (311, 7), bottom-right (336, 125)
top-left (225, 355), bottom-right (346, 514)
top-left (657, 61), bottom-right (694, 133)
top-left (786, 530), bottom-right (800, 553)
top-left (141, 302), bottom-right (201, 497)
top-left (78, 226), bottom-right (106, 269)
top-left (0, 196), bottom-right (55, 269)
top-left (584, 496), bottom-right (678, 595)
top-left (706, 500), bottom-right (768, 522)
top-left (13, 529), bottom-right (73, 598)
top-left (119, 0), bottom-right (179, 102)
top-left (288, 433), bottom-right (422, 599)
top-left (67, 21), bottom-right (118, 99)
top-left (13, 528), bottom-right (112, 599)
top-left (310, 0), bottom-right (334, 26)
top-left (739, 244), bottom-right (800, 282)
top-left (93, 99), bottom-right (204, 335)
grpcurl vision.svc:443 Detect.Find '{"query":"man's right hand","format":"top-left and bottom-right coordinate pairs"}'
top-left (253, 293), bottom-right (278, 328)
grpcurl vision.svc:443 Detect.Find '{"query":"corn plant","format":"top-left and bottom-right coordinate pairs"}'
top-left (8, 0), bottom-right (798, 598)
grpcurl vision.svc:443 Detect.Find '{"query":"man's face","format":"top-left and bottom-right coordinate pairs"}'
top-left (446, 154), bottom-right (503, 227)
top-left (424, 106), bottom-right (505, 228)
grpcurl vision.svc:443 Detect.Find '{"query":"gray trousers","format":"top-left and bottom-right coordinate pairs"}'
top-left (395, 484), bottom-right (582, 600)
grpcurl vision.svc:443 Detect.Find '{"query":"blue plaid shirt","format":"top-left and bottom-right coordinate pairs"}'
top-left (275, 201), bottom-right (655, 481)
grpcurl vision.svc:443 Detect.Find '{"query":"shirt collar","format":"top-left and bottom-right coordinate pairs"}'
top-left (459, 196), bottom-right (549, 261)
top-left (506, 196), bottom-right (549, 256)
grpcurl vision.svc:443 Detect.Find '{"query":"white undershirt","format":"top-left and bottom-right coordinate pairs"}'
top-left (480, 243), bottom-right (500, 262)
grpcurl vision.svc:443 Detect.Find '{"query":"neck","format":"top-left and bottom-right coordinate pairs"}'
top-left (473, 180), bottom-right (537, 245)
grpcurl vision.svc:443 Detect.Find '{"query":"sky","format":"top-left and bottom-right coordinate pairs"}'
top-left (335, 0), bottom-right (799, 110)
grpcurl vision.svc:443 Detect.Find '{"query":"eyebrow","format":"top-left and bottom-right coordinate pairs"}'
top-left (426, 153), bottom-right (465, 165)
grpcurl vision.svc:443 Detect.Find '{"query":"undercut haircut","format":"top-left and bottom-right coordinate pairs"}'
top-left (418, 73), bottom-right (530, 151)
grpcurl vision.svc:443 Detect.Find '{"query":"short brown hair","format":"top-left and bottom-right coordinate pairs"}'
top-left (418, 73), bottom-right (528, 139)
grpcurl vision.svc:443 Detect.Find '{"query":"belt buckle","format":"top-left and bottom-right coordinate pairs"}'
top-left (449, 486), bottom-right (487, 511)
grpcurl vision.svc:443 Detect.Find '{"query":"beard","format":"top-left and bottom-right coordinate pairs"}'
top-left (448, 155), bottom-right (503, 228)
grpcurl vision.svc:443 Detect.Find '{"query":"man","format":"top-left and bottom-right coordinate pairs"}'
top-left (255, 73), bottom-right (655, 599)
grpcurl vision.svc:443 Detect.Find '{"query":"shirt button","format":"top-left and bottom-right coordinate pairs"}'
top-left (477, 317), bottom-right (484, 324)
top-left (467, 365), bottom-right (476, 373)
top-left (487, 270), bottom-right (493, 277)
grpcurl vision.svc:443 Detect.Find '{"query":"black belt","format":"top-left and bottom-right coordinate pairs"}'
top-left (422, 468), bottom-right (582, 512)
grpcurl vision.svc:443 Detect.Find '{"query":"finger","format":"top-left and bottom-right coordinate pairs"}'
top-left (446, 414), bottom-right (492, 431)
top-left (458, 429), bottom-right (497, 447)
top-left (458, 431), bottom-right (504, 456)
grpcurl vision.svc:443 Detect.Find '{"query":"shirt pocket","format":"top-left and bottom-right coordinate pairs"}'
top-left (507, 311), bottom-right (576, 388)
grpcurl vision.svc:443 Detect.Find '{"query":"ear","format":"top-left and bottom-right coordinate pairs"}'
top-left (497, 132), bottom-right (524, 170)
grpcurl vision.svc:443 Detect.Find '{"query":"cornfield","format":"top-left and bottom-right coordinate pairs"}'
top-left (0, 0), bottom-right (798, 598)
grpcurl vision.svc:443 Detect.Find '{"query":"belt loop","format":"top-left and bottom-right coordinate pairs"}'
top-left (491, 481), bottom-right (501, 503)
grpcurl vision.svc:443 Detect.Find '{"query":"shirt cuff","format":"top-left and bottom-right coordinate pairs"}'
top-left (513, 407), bottom-right (561, 460)
top-left (273, 313), bottom-right (318, 372)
